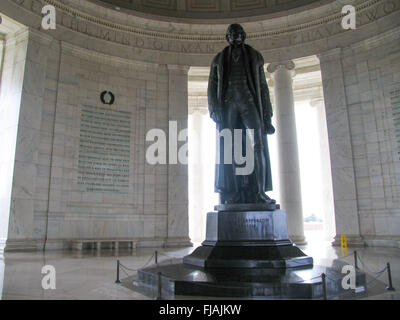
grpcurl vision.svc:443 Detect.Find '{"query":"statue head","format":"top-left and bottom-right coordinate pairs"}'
top-left (226, 24), bottom-right (246, 47)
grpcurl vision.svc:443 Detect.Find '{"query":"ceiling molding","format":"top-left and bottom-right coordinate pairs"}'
top-left (41, 0), bottom-right (385, 41)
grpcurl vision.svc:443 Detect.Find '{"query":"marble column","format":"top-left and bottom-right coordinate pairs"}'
top-left (188, 105), bottom-right (208, 243)
top-left (0, 29), bottom-right (29, 253)
top-left (317, 49), bottom-right (363, 247)
top-left (165, 64), bottom-right (192, 247)
top-left (0, 28), bottom-right (52, 252)
top-left (310, 98), bottom-right (336, 242)
top-left (267, 61), bottom-right (306, 245)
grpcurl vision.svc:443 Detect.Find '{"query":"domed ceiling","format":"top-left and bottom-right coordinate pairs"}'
top-left (91, 0), bottom-right (331, 21)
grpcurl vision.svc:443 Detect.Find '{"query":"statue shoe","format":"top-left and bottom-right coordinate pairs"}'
top-left (225, 193), bottom-right (242, 204)
top-left (255, 192), bottom-right (276, 204)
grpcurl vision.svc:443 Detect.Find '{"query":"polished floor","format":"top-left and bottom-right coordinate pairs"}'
top-left (0, 239), bottom-right (399, 300)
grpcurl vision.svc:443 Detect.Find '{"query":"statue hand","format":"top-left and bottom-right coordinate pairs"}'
top-left (210, 110), bottom-right (223, 123)
top-left (264, 122), bottom-right (275, 134)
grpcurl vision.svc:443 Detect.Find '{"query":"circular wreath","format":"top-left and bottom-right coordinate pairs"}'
top-left (100, 91), bottom-right (115, 105)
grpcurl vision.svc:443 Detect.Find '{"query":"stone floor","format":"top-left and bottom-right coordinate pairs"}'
top-left (0, 240), bottom-right (399, 300)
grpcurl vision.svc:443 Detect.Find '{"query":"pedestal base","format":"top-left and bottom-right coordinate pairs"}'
top-left (136, 258), bottom-right (366, 299)
top-left (184, 209), bottom-right (313, 269)
top-left (183, 245), bottom-right (312, 268)
top-left (137, 206), bottom-right (320, 298)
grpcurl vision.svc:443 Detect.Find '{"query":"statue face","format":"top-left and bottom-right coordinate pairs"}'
top-left (226, 24), bottom-right (245, 47)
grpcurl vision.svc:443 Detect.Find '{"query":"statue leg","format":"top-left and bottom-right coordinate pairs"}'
top-left (222, 101), bottom-right (242, 204)
top-left (240, 104), bottom-right (275, 204)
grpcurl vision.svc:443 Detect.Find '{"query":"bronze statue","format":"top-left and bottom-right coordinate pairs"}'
top-left (208, 24), bottom-right (276, 205)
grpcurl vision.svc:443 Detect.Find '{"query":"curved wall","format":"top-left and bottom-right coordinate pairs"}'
top-left (1, 0), bottom-right (399, 65)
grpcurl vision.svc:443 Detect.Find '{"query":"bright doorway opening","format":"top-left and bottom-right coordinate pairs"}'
top-left (187, 56), bottom-right (336, 245)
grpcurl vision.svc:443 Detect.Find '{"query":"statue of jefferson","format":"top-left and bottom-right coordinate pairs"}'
top-left (208, 24), bottom-right (276, 205)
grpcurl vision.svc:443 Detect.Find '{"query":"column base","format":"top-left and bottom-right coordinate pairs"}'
top-left (289, 235), bottom-right (307, 246)
top-left (0, 238), bottom-right (6, 254)
top-left (3, 239), bottom-right (38, 252)
top-left (362, 235), bottom-right (400, 248)
top-left (164, 237), bottom-right (193, 248)
top-left (332, 234), bottom-right (365, 247)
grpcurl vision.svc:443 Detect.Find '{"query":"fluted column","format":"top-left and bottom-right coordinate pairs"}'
top-left (188, 103), bottom-right (208, 243)
top-left (317, 49), bottom-right (363, 247)
top-left (310, 98), bottom-right (336, 242)
top-left (165, 64), bottom-right (192, 247)
top-left (267, 61), bottom-right (306, 245)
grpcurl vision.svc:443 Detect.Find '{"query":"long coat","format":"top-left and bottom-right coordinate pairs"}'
top-left (208, 44), bottom-right (273, 194)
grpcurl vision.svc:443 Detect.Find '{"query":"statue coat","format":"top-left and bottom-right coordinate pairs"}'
top-left (208, 44), bottom-right (274, 194)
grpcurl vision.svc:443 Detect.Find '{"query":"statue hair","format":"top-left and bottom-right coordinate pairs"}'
top-left (226, 24), bottom-right (246, 43)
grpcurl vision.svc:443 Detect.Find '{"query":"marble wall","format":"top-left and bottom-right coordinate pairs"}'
top-left (342, 29), bottom-right (400, 247)
top-left (317, 27), bottom-right (400, 248)
top-left (0, 27), bottom-right (192, 250)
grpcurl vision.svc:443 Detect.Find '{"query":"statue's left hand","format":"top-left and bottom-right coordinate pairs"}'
top-left (264, 122), bottom-right (275, 134)
top-left (210, 110), bottom-right (223, 123)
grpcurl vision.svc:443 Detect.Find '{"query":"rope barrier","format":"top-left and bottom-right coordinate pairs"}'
top-left (365, 267), bottom-right (388, 286)
top-left (120, 267), bottom-right (130, 277)
top-left (157, 272), bottom-right (162, 300)
top-left (356, 254), bottom-right (387, 275)
top-left (114, 249), bottom-right (395, 293)
top-left (321, 273), bottom-right (327, 300)
top-left (158, 251), bottom-right (181, 259)
top-left (119, 253), bottom-right (155, 273)
top-left (325, 274), bottom-right (338, 282)
top-left (114, 252), bottom-right (156, 283)
top-left (386, 263), bottom-right (395, 291)
top-left (115, 250), bottom-right (181, 283)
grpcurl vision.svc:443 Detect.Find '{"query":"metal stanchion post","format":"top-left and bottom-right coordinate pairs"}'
top-left (115, 260), bottom-right (121, 284)
top-left (155, 250), bottom-right (158, 265)
top-left (354, 251), bottom-right (359, 269)
top-left (157, 272), bottom-right (162, 300)
top-left (321, 273), bottom-right (327, 300)
top-left (386, 262), bottom-right (395, 291)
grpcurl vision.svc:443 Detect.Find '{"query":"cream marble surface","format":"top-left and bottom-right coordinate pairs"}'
top-left (1, 242), bottom-right (399, 300)
top-left (270, 62), bottom-right (305, 244)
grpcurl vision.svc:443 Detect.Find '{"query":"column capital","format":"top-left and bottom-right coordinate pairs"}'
top-left (28, 27), bottom-right (53, 46)
top-left (167, 64), bottom-right (190, 73)
top-left (317, 48), bottom-right (342, 63)
top-left (310, 98), bottom-right (325, 108)
top-left (267, 60), bottom-right (295, 74)
top-left (4, 27), bottom-right (29, 47)
top-left (189, 107), bottom-right (208, 115)
top-left (188, 96), bottom-right (208, 115)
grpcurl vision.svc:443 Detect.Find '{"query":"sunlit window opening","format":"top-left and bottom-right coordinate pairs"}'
top-left (188, 56), bottom-right (335, 245)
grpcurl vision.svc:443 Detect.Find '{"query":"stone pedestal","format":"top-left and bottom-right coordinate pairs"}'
top-left (183, 206), bottom-right (312, 269)
top-left (136, 205), bottom-right (371, 299)
top-left (136, 258), bottom-right (367, 299)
